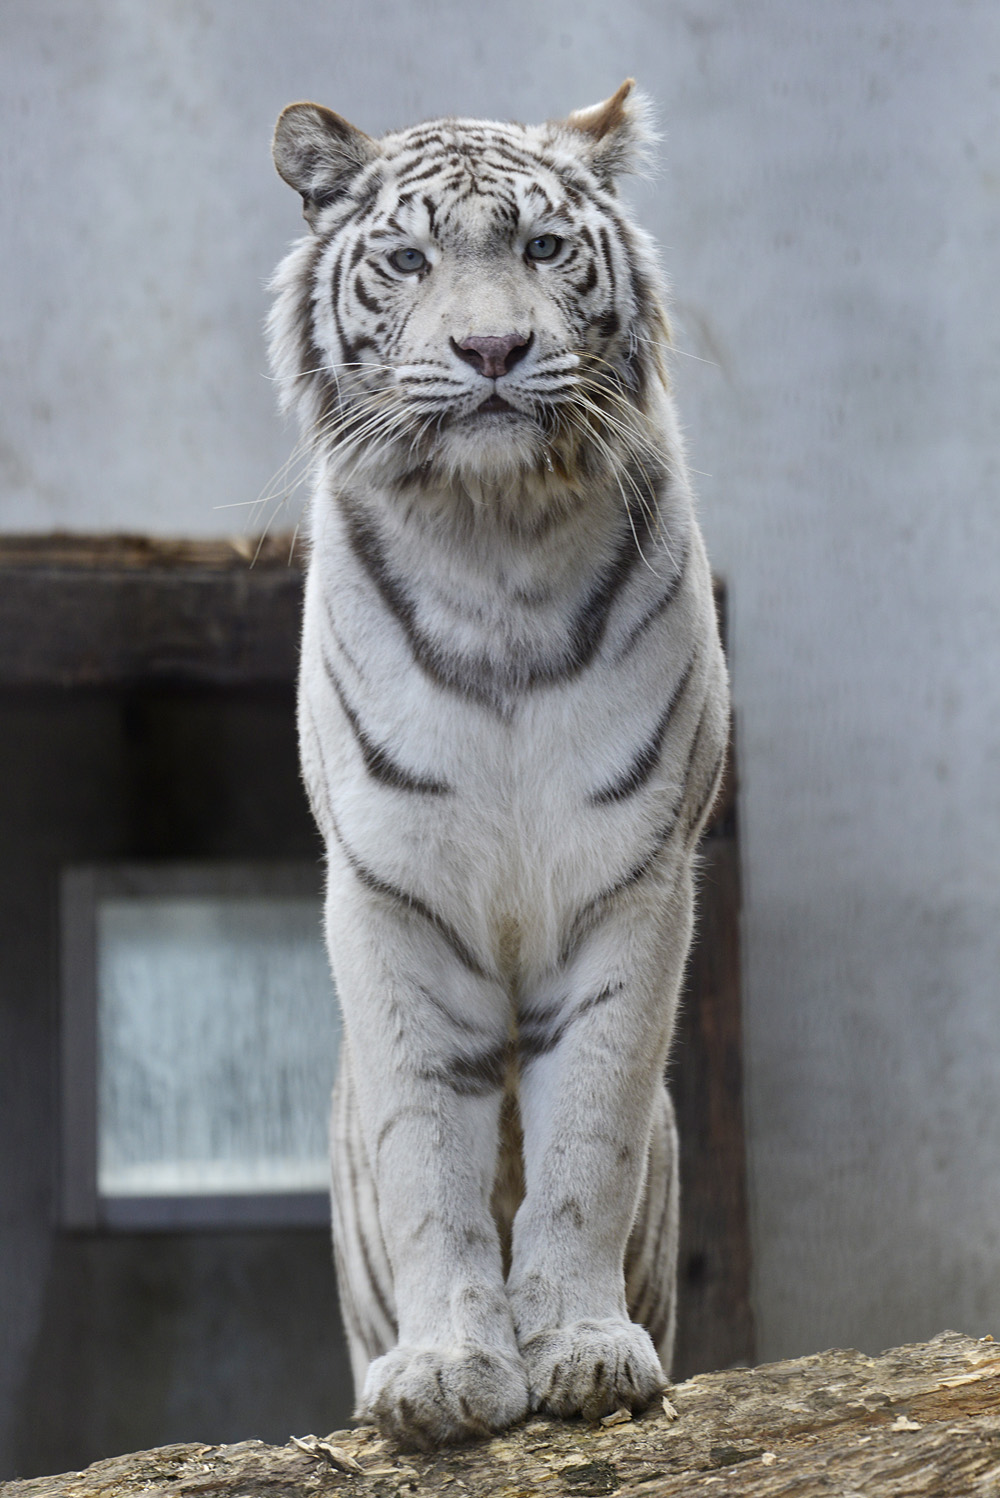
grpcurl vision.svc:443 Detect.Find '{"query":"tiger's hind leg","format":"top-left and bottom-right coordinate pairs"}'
top-left (625, 1083), bottom-right (680, 1376)
top-left (330, 1048), bottom-right (397, 1395)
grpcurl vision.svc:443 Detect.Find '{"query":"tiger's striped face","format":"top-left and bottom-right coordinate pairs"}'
top-left (270, 84), bottom-right (670, 495)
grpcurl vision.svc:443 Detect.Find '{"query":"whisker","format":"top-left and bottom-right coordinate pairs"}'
top-left (667, 346), bottom-right (720, 369)
top-left (213, 499), bottom-right (280, 510)
top-left (561, 396), bottom-right (674, 576)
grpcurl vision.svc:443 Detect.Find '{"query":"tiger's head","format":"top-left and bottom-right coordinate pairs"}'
top-left (268, 82), bottom-right (672, 507)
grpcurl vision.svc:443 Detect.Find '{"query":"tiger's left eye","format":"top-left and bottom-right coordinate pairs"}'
top-left (389, 247), bottom-right (427, 273)
top-left (526, 234), bottom-right (563, 262)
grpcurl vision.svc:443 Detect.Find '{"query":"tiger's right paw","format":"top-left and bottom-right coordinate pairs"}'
top-left (359, 1344), bottom-right (530, 1449)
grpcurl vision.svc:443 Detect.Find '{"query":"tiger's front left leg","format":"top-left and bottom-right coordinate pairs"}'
top-left (507, 869), bottom-right (692, 1420)
top-left (327, 874), bottom-right (529, 1449)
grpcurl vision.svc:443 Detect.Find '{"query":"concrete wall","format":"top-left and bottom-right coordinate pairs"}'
top-left (3, 0), bottom-right (999, 1368)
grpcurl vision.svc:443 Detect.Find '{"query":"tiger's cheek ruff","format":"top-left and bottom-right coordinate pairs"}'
top-left (269, 81), bottom-right (730, 1448)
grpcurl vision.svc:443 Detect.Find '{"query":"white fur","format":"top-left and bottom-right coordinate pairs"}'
top-left (268, 85), bottom-right (729, 1447)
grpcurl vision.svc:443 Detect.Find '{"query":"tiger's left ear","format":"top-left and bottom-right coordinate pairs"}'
top-left (560, 79), bottom-right (654, 189)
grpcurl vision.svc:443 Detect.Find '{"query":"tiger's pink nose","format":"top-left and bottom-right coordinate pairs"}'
top-left (451, 332), bottom-right (532, 379)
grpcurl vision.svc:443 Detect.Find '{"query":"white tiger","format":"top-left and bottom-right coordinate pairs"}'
top-left (267, 80), bottom-right (729, 1448)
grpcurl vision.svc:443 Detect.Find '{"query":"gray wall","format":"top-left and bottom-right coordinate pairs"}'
top-left (3, 0), bottom-right (998, 1380)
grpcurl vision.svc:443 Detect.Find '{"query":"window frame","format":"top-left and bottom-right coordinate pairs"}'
top-left (59, 860), bottom-right (332, 1232)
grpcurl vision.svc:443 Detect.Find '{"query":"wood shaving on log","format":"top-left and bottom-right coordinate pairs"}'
top-left (290, 1434), bottom-right (365, 1473)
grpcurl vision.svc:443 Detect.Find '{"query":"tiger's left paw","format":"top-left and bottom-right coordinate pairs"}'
top-left (521, 1318), bottom-right (664, 1421)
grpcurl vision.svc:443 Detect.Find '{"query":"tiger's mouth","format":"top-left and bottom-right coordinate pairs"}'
top-left (476, 393), bottom-right (516, 415)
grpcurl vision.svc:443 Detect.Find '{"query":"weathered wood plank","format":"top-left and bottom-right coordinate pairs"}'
top-left (5, 1333), bottom-right (997, 1498)
top-left (673, 831), bottom-right (752, 1377)
top-left (0, 533), bottom-right (304, 688)
top-left (0, 534), bottom-right (305, 570)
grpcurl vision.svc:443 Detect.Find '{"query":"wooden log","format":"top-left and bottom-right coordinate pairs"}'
top-left (5, 1332), bottom-right (998, 1498)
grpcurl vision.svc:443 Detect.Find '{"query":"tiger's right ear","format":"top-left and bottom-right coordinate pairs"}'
top-left (272, 102), bottom-right (378, 226)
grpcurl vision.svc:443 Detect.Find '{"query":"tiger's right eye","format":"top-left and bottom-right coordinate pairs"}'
top-left (389, 247), bottom-right (427, 273)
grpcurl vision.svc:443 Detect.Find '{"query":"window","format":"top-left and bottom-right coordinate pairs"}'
top-left (60, 862), bottom-right (338, 1229)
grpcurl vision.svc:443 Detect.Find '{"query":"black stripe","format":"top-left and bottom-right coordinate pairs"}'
top-left (597, 224), bottom-right (617, 291)
top-left (627, 257), bottom-right (655, 324)
top-left (588, 656), bottom-right (696, 805)
top-left (573, 260), bottom-right (599, 298)
top-left (416, 984), bottom-right (493, 1037)
top-left (376, 1105), bottom-right (441, 1158)
top-left (328, 813), bottom-right (491, 980)
top-left (341, 498), bottom-right (651, 712)
top-left (321, 646), bottom-right (451, 795)
top-left (559, 816), bottom-right (681, 967)
top-left (295, 239), bottom-right (338, 428)
top-left (421, 193), bottom-right (438, 236)
top-left (640, 1156), bottom-right (678, 1353)
top-left (340, 1105), bottom-right (398, 1338)
top-left (595, 308), bottom-right (621, 340)
top-left (680, 696), bottom-right (711, 790)
top-left (348, 170), bottom-right (382, 221)
top-left (420, 1043), bottom-right (511, 1096)
top-left (627, 1149), bottom-right (674, 1330)
top-left (394, 161), bottom-right (448, 189)
top-left (686, 742), bottom-right (727, 844)
top-left (322, 595), bottom-right (366, 678)
top-left (299, 697), bottom-right (338, 832)
top-left (524, 183), bottom-right (558, 216)
top-left (329, 246), bottom-right (355, 362)
top-left (368, 263), bottom-right (398, 289)
top-left (339, 500), bottom-right (453, 685)
top-left (614, 536), bottom-right (691, 661)
top-left (353, 272), bottom-right (382, 315)
top-left (342, 330), bottom-right (378, 363)
top-left (559, 498), bottom-right (655, 675)
top-left (518, 982), bottom-right (624, 1063)
top-left (331, 1232), bottom-right (383, 1360)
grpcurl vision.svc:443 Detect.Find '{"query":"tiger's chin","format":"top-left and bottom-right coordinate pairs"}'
top-left (427, 406), bottom-right (554, 486)
top-left (379, 420), bottom-right (584, 530)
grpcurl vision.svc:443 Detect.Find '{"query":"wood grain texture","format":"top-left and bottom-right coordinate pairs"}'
top-left (673, 831), bottom-right (752, 1376)
top-left (5, 1333), bottom-right (997, 1497)
top-left (0, 533), bottom-right (305, 688)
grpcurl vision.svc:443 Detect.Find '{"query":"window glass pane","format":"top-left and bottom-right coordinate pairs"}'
top-left (96, 895), bottom-right (338, 1196)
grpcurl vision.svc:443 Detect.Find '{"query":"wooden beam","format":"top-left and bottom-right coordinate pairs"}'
top-left (0, 533), bottom-right (305, 688)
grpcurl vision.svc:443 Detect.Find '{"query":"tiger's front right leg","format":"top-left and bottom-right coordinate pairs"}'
top-left (326, 874), bottom-right (529, 1449)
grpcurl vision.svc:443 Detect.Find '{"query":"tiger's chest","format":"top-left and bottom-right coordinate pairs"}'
top-left (298, 488), bottom-right (708, 965)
